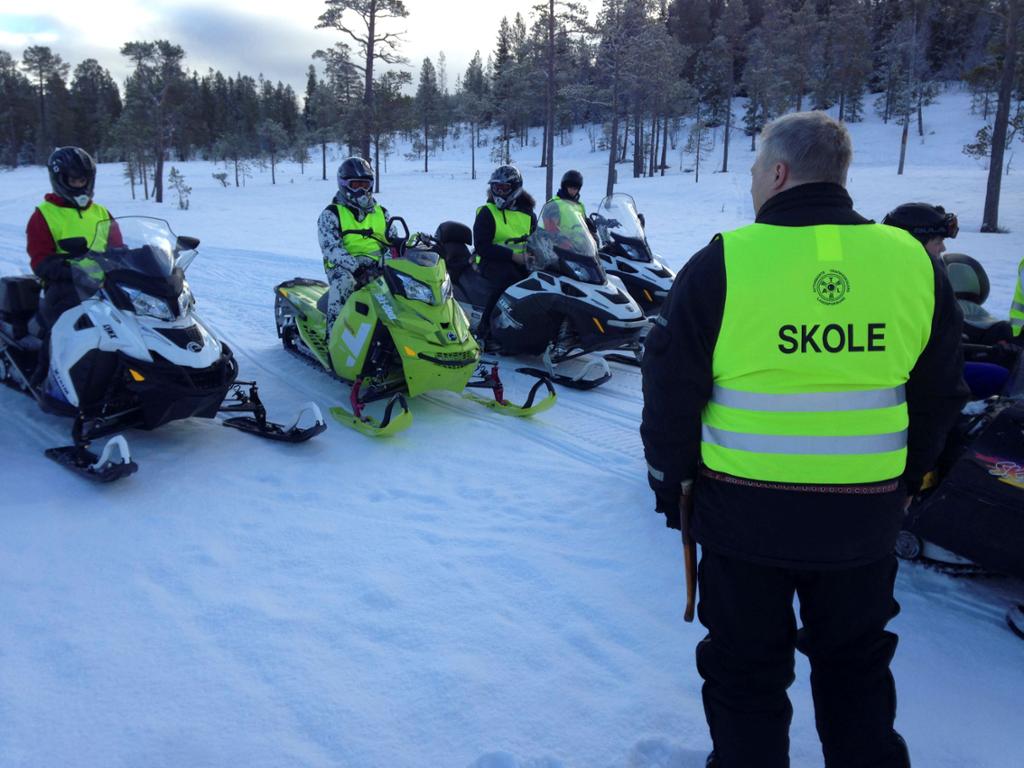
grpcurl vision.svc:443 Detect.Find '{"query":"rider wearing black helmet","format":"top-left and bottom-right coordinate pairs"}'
top-left (25, 146), bottom-right (120, 383)
top-left (882, 202), bottom-right (959, 259)
top-left (552, 169), bottom-right (598, 238)
top-left (472, 165), bottom-right (537, 342)
top-left (26, 147), bottom-right (118, 326)
top-left (317, 157), bottom-right (390, 335)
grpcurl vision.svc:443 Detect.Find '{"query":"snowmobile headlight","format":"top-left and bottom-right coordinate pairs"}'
top-left (565, 260), bottom-right (592, 282)
top-left (392, 270), bottom-right (436, 305)
top-left (122, 285), bottom-right (175, 321)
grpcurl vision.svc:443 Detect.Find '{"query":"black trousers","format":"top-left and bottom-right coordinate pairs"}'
top-left (479, 260), bottom-right (527, 337)
top-left (696, 550), bottom-right (911, 768)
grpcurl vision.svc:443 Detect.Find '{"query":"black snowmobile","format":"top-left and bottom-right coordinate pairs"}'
top-left (894, 252), bottom-right (1024, 637)
top-left (591, 193), bottom-right (676, 316)
top-left (435, 199), bottom-right (649, 389)
top-left (0, 216), bottom-right (325, 482)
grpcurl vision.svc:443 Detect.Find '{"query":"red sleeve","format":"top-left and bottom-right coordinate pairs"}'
top-left (26, 209), bottom-right (56, 274)
top-left (107, 217), bottom-right (123, 248)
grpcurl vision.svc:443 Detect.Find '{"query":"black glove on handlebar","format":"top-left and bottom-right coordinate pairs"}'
top-left (36, 256), bottom-right (72, 284)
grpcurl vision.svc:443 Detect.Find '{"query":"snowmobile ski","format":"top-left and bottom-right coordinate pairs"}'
top-left (44, 435), bottom-right (138, 483)
top-left (517, 350), bottom-right (612, 391)
top-left (463, 363), bottom-right (557, 416)
top-left (329, 378), bottom-right (412, 437)
top-left (220, 381), bottom-right (326, 442)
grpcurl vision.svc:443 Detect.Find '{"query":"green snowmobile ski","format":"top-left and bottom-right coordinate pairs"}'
top-left (274, 219), bottom-right (555, 436)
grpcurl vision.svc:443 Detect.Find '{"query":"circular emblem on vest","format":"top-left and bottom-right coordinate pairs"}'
top-left (814, 269), bottom-right (849, 305)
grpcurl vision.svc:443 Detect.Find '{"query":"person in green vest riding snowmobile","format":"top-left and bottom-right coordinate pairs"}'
top-left (26, 146), bottom-right (118, 331)
top-left (472, 164), bottom-right (536, 345)
top-left (26, 146), bottom-right (119, 384)
top-left (317, 157), bottom-right (390, 336)
top-left (551, 168), bottom-right (598, 239)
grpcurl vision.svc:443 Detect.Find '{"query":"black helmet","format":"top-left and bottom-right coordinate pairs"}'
top-left (560, 169), bottom-right (583, 199)
top-left (337, 156), bottom-right (375, 213)
top-left (488, 165), bottom-right (523, 210)
top-left (882, 202), bottom-right (958, 245)
top-left (48, 146), bottom-right (97, 208)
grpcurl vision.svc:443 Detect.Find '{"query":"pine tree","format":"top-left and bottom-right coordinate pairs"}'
top-left (316, 0), bottom-right (409, 158)
top-left (21, 46), bottom-right (69, 161)
top-left (416, 57), bottom-right (440, 172)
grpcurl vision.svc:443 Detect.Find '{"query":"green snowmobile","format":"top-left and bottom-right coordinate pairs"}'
top-left (273, 218), bottom-right (555, 436)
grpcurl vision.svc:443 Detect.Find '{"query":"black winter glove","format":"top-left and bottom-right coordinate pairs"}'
top-left (650, 472), bottom-right (682, 531)
top-left (353, 262), bottom-right (382, 286)
top-left (36, 256), bottom-right (72, 284)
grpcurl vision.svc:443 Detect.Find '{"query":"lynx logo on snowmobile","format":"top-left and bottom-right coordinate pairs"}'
top-left (102, 324), bottom-right (117, 339)
top-left (187, 342), bottom-right (203, 353)
top-left (814, 270), bottom-right (849, 305)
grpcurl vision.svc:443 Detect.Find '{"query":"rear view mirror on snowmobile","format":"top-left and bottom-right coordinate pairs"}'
top-left (386, 217), bottom-right (410, 248)
top-left (176, 235), bottom-right (200, 252)
top-left (175, 236), bottom-right (200, 272)
top-left (58, 237), bottom-right (89, 256)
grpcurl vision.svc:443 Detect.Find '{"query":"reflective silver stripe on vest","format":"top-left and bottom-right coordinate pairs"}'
top-left (1012, 317), bottom-right (1024, 329)
top-left (702, 425), bottom-right (908, 455)
top-left (1011, 300), bottom-right (1024, 314)
top-left (711, 384), bottom-right (906, 412)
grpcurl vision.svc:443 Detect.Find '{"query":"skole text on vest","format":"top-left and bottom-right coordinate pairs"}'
top-left (778, 323), bottom-right (887, 354)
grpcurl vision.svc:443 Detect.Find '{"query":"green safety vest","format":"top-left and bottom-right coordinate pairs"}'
top-left (1011, 257), bottom-right (1024, 338)
top-left (333, 203), bottom-right (387, 262)
top-left (701, 222), bottom-right (936, 485)
top-left (476, 203), bottom-right (533, 262)
top-left (549, 195), bottom-right (586, 219)
top-left (37, 200), bottom-right (111, 254)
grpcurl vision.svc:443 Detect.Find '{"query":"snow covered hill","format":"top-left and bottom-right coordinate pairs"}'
top-left (1, 91), bottom-right (1021, 768)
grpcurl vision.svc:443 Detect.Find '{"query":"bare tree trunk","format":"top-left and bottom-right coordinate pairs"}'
top-left (374, 137), bottom-right (380, 192)
top-left (544, 0), bottom-right (555, 200)
top-left (362, 8), bottom-right (375, 158)
top-left (917, 92), bottom-right (924, 137)
top-left (471, 123), bottom-right (476, 180)
top-left (128, 160), bottom-right (136, 200)
top-left (142, 156), bottom-right (150, 199)
top-left (722, 90), bottom-right (732, 172)
top-left (649, 113), bottom-right (659, 177)
top-left (897, 114), bottom-right (909, 175)
top-left (271, 153), bottom-right (277, 184)
top-left (982, 0), bottom-right (1020, 231)
top-left (660, 114), bottom-right (669, 176)
top-left (321, 142), bottom-right (327, 181)
top-left (620, 116), bottom-right (629, 163)
top-left (606, 91), bottom-right (619, 197)
top-left (839, 91), bottom-right (846, 122)
top-left (632, 113), bottom-right (643, 178)
top-left (424, 119), bottom-right (429, 173)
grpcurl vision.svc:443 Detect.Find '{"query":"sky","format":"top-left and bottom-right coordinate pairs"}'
top-left (0, 0), bottom-right (602, 98)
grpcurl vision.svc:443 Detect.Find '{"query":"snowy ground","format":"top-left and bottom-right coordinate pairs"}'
top-left (1, 90), bottom-right (1022, 767)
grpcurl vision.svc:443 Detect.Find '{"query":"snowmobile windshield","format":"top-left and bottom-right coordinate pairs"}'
top-left (529, 200), bottom-right (600, 279)
top-left (396, 248), bottom-right (440, 269)
top-left (595, 194), bottom-right (650, 261)
top-left (88, 217), bottom-right (178, 278)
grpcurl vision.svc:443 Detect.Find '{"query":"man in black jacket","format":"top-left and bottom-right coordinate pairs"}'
top-left (641, 111), bottom-right (967, 768)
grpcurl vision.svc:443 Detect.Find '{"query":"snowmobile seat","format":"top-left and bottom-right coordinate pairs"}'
top-left (941, 254), bottom-right (1015, 344)
top-left (435, 221), bottom-right (473, 280)
top-left (0, 276), bottom-right (41, 319)
top-left (0, 276), bottom-right (42, 340)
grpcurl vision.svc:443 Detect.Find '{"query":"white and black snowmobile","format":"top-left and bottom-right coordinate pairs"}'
top-left (436, 200), bottom-right (648, 390)
top-left (895, 253), bottom-right (1024, 636)
top-left (591, 193), bottom-right (675, 317)
top-left (0, 216), bottom-right (324, 482)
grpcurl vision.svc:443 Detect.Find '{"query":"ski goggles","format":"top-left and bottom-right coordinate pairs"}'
top-left (490, 182), bottom-right (514, 196)
top-left (943, 212), bottom-right (959, 239)
top-left (346, 178), bottom-right (373, 191)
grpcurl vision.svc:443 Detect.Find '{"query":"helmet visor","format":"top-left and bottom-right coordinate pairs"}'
top-left (347, 178), bottom-right (372, 191)
top-left (491, 182), bottom-right (513, 197)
